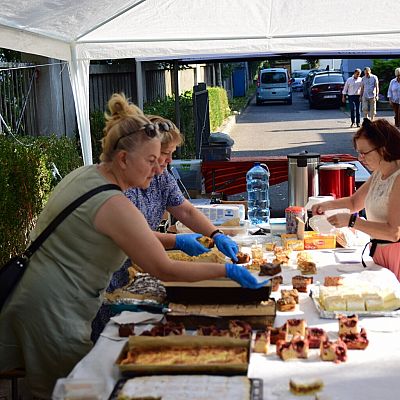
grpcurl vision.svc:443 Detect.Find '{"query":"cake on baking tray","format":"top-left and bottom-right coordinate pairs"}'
top-left (229, 320), bottom-right (253, 339)
top-left (140, 321), bottom-right (186, 337)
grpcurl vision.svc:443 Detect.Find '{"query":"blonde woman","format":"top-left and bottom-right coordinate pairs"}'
top-left (0, 94), bottom-right (266, 398)
top-left (92, 115), bottom-right (240, 341)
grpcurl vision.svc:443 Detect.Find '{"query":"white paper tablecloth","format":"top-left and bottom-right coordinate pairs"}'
top-left (67, 248), bottom-right (400, 400)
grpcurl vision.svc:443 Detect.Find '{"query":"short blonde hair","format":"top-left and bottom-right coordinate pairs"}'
top-left (395, 67), bottom-right (400, 77)
top-left (100, 93), bottom-right (156, 162)
top-left (147, 115), bottom-right (184, 147)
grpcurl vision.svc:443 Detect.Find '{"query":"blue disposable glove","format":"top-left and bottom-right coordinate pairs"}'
top-left (213, 233), bottom-right (239, 262)
top-left (174, 233), bottom-right (211, 256)
top-left (225, 263), bottom-right (269, 289)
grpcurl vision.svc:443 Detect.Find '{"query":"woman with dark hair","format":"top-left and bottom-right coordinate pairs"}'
top-left (312, 118), bottom-right (400, 280)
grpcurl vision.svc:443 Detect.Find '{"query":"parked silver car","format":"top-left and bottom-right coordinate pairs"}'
top-left (256, 68), bottom-right (293, 105)
top-left (291, 70), bottom-right (309, 92)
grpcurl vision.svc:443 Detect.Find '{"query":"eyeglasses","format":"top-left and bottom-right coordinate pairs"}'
top-left (113, 123), bottom-right (160, 150)
top-left (357, 147), bottom-right (378, 157)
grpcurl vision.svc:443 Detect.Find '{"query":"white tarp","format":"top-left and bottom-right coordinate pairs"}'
top-left (1, 0), bottom-right (399, 163)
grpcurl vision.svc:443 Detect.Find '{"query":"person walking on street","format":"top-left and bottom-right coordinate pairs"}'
top-left (342, 68), bottom-right (362, 127)
top-left (360, 67), bottom-right (379, 121)
top-left (387, 67), bottom-right (400, 128)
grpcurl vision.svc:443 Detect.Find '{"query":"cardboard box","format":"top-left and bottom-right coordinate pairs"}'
top-left (304, 231), bottom-right (336, 250)
top-left (281, 234), bottom-right (304, 251)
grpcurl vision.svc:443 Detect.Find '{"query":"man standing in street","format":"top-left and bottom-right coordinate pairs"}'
top-left (360, 67), bottom-right (379, 121)
top-left (387, 67), bottom-right (400, 128)
top-left (342, 68), bottom-right (362, 127)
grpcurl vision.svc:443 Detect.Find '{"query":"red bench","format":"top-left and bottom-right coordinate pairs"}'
top-left (201, 154), bottom-right (358, 196)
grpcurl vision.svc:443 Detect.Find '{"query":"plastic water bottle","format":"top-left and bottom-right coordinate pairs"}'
top-left (246, 162), bottom-right (270, 225)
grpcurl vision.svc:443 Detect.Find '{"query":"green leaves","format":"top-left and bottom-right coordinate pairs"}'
top-left (0, 135), bottom-right (82, 266)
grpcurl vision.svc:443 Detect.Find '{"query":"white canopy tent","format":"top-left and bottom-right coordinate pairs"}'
top-left (1, 0), bottom-right (399, 164)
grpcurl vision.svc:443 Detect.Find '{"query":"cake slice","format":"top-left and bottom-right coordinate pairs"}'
top-left (276, 335), bottom-right (309, 360)
top-left (269, 325), bottom-right (288, 345)
top-left (345, 294), bottom-right (365, 311)
top-left (340, 328), bottom-right (369, 350)
top-left (306, 327), bottom-right (328, 349)
top-left (286, 319), bottom-right (307, 337)
top-left (289, 377), bottom-right (324, 395)
top-left (364, 294), bottom-right (384, 311)
top-left (292, 275), bottom-right (313, 293)
top-left (277, 296), bottom-right (296, 312)
top-left (324, 295), bottom-right (346, 312)
top-left (320, 338), bottom-right (347, 363)
top-left (324, 276), bottom-right (344, 286)
top-left (252, 330), bottom-right (270, 354)
top-left (281, 289), bottom-right (299, 304)
top-left (338, 314), bottom-right (359, 335)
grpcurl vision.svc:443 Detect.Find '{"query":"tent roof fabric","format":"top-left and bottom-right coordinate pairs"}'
top-left (1, 0), bottom-right (400, 62)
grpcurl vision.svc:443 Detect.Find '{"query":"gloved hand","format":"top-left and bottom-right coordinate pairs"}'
top-left (225, 263), bottom-right (269, 289)
top-left (213, 233), bottom-right (239, 262)
top-left (174, 233), bottom-right (211, 256)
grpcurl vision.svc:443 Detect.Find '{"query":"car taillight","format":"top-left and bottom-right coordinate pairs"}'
top-left (311, 87), bottom-right (321, 94)
top-left (256, 79), bottom-right (260, 87)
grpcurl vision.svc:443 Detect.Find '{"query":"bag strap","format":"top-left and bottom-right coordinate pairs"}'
top-left (23, 183), bottom-right (121, 258)
top-left (361, 238), bottom-right (400, 268)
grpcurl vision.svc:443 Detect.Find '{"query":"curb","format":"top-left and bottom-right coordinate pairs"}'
top-left (217, 93), bottom-right (255, 135)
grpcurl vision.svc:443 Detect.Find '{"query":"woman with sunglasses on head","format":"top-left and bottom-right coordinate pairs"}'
top-left (311, 118), bottom-right (400, 280)
top-left (0, 93), bottom-right (267, 399)
top-left (91, 114), bottom-right (240, 342)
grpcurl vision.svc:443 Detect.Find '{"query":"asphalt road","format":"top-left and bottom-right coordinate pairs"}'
top-left (227, 91), bottom-right (393, 216)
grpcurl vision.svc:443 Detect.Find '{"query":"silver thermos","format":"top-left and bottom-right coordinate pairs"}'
top-left (287, 151), bottom-right (320, 207)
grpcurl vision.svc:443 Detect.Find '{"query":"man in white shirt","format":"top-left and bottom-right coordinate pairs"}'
top-left (360, 67), bottom-right (379, 121)
top-left (387, 67), bottom-right (400, 128)
top-left (342, 68), bottom-right (362, 127)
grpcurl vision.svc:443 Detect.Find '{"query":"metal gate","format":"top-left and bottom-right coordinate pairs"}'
top-left (0, 63), bottom-right (38, 135)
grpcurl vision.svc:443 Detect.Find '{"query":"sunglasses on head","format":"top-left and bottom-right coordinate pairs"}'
top-left (113, 123), bottom-right (159, 150)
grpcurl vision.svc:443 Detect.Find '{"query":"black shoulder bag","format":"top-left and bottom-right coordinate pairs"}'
top-left (0, 184), bottom-right (121, 312)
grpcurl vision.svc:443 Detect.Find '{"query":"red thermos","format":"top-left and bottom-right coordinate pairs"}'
top-left (318, 159), bottom-right (357, 199)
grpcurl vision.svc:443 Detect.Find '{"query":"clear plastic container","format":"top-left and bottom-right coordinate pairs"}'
top-left (52, 378), bottom-right (105, 400)
top-left (175, 220), bottom-right (250, 237)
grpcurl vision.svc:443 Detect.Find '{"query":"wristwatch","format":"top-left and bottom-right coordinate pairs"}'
top-left (209, 229), bottom-right (223, 238)
top-left (348, 213), bottom-right (357, 228)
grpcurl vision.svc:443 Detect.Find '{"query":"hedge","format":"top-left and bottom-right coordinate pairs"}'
top-left (0, 135), bottom-right (82, 266)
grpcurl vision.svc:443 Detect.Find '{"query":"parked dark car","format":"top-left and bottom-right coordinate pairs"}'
top-left (308, 72), bottom-right (345, 109)
top-left (302, 68), bottom-right (325, 99)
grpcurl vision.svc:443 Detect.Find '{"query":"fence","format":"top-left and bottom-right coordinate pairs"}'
top-left (0, 62), bottom-right (38, 136)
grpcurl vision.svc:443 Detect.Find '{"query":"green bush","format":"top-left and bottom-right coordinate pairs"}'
top-left (143, 91), bottom-right (195, 159)
top-left (208, 87), bottom-right (231, 131)
top-left (373, 59), bottom-right (400, 99)
top-left (0, 135), bottom-right (82, 266)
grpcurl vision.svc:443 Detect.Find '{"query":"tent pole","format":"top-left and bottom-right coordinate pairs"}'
top-left (135, 60), bottom-right (143, 109)
top-left (69, 44), bottom-right (92, 165)
top-left (173, 60), bottom-right (181, 158)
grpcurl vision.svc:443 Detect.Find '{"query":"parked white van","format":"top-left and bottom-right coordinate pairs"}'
top-left (256, 68), bottom-right (292, 105)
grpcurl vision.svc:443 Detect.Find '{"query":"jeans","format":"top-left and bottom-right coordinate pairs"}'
top-left (348, 95), bottom-right (360, 124)
top-left (362, 97), bottom-right (377, 120)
